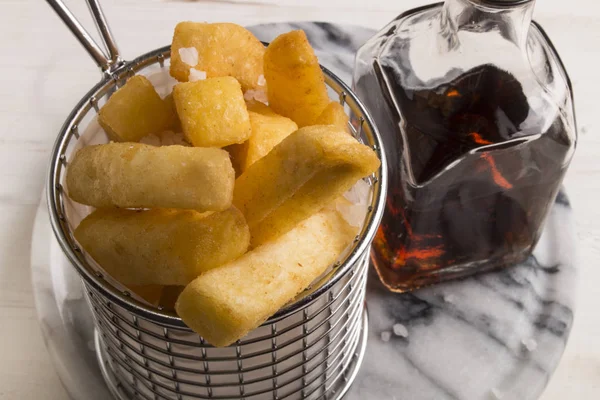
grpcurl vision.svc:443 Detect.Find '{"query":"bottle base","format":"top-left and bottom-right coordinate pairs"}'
top-left (370, 245), bottom-right (533, 293)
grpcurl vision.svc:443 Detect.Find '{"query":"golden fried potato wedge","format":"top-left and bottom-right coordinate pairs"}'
top-left (233, 125), bottom-right (380, 246)
top-left (170, 22), bottom-right (265, 92)
top-left (67, 143), bottom-right (234, 211)
top-left (98, 76), bottom-right (178, 142)
top-left (228, 101), bottom-right (298, 173)
top-left (173, 77), bottom-right (252, 148)
top-left (127, 285), bottom-right (164, 306)
top-left (264, 30), bottom-right (330, 127)
top-left (175, 208), bottom-right (355, 347)
top-left (315, 101), bottom-right (350, 134)
top-left (75, 207), bottom-right (250, 286)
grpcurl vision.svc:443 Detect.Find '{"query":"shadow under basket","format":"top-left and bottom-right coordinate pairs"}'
top-left (45, 10), bottom-right (387, 400)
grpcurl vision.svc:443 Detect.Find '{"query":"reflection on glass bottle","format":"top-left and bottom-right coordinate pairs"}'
top-left (353, 0), bottom-right (577, 292)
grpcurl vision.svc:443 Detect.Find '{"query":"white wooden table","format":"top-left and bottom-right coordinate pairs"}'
top-left (1, 0), bottom-right (598, 398)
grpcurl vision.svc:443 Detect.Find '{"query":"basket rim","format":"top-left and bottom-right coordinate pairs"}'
top-left (46, 44), bottom-right (388, 329)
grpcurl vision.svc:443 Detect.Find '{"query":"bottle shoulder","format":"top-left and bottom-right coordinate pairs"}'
top-left (354, 5), bottom-right (576, 142)
top-left (355, 5), bottom-right (441, 69)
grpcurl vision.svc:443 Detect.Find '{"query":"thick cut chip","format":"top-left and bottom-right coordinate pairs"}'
top-left (170, 22), bottom-right (265, 91)
top-left (67, 143), bottom-right (234, 211)
top-left (228, 101), bottom-right (298, 173)
top-left (98, 75), bottom-right (178, 142)
top-left (264, 30), bottom-right (330, 127)
top-left (173, 77), bottom-right (252, 148)
top-left (315, 102), bottom-right (350, 134)
top-left (233, 125), bottom-right (380, 246)
top-left (175, 208), bottom-right (356, 347)
top-left (127, 285), bottom-right (164, 306)
top-left (75, 207), bottom-right (250, 286)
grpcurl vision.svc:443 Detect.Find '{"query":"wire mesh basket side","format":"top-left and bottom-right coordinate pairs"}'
top-left (88, 254), bottom-right (369, 400)
top-left (47, 45), bottom-right (386, 400)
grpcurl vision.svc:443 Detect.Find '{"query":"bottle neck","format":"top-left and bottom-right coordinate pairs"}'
top-left (441, 0), bottom-right (535, 48)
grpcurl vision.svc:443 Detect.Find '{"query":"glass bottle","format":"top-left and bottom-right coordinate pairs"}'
top-left (353, 0), bottom-right (577, 292)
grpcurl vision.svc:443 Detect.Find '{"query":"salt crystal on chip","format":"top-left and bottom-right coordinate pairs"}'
top-left (334, 178), bottom-right (371, 228)
top-left (139, 134), bottom-right (161, 147)
top-left (336, 200), bottom-right (366, 228)
top-left (171, 133), bottom-right (189, 146)
top-left (179, 47), bottom-right (198, 67)
top-left (189, 69), bottom-right (207, 82)
top-left (139, 131), bottom-right (190, 147)
top-left (244, 89), bottom-right (268, 104)
top-left (161, 131), bottom-right (175, 146)
top-left (160, 131), bottom-right (189, 147)
top-left (146, 72), bottom-right (179, 99)
top-left (257, 74), bottom-right (266, 86)
top-left (344, 178), bottom-right (370, 205)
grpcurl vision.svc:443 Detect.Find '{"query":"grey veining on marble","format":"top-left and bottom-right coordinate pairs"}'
top-left (31, 22), bottom-right (576, 400)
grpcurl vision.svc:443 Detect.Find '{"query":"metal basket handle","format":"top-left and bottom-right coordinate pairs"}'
top-left (46, 0), bottom-right (122, 74)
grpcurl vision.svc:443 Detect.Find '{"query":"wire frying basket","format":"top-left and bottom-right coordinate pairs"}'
top-left (45, 1), bottom-right (388, 399)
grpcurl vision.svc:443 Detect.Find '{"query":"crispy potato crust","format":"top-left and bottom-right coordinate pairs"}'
top-left (228, 101), bottom-right (298, 173)
top-left (233, 125), bottom-right (380, 246)
top-left (173, 77), bottom-right (251, 148)
top-left (75, 207), bottom-right (250, 286)
top-left (67, 142), bottom-right (234, 211)
top-left (175, 208), bottom-right (356, 347)
top-left (170, 22), bottom-right (265, 92)
top-left (315, 101), bottom-right (350, 134)
top-left (264, 30), bottom-right (330, 127)
top-left (99, 76), bottom-right (177, 142)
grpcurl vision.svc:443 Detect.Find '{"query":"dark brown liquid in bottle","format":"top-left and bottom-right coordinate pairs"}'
top-left (372, 64), bottom-right (572, 291)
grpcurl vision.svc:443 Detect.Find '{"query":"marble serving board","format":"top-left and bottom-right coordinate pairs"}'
top-left (31, 22), bottom-right (577, 400)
